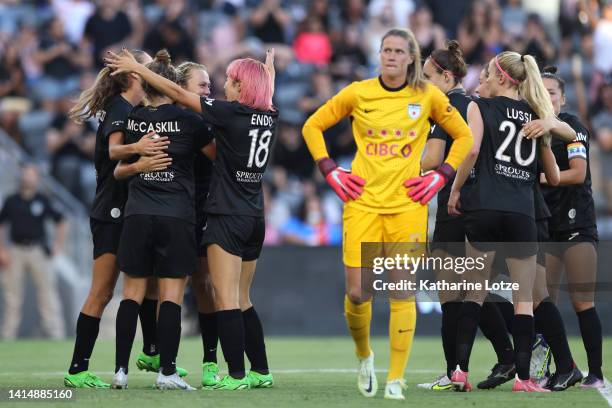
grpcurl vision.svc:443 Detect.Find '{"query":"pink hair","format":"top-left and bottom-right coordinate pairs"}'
top-left (226, 58), bottom-right (274, 111)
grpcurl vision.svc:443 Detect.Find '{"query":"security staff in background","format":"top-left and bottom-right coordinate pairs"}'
top-left (0, 164), bottom-right (67, 339)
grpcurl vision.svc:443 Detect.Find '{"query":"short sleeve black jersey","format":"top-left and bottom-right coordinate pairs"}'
top-left (123, 104), bottom-right (212, 223)
top-left (542, 112), bottom-right (596, 231)
top-left (199, 97), bottom-right (278, 217)
top-left (464, 97), bottom-right (539, 218)
top-left (90, 95), bottom-right (132, 223)
top-left (427, 88), bottom-right (474, 222)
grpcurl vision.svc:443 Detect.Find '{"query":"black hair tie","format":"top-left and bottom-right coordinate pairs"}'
top-left (520, 54), bottom-right (525, 62)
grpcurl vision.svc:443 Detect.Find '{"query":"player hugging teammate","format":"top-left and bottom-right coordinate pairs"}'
top-left (64, 49), bottom-right (187, 389)
top-left (424, 47), bottom-right (604, 393)
top-left (105, 47), bottom-right (278, 390)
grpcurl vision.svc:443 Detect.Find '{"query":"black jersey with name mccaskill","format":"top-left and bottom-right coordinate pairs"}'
top-left (123, 104), bottom-right (212, 223)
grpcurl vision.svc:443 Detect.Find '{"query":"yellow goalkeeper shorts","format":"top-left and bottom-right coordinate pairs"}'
top-left (342, 204), bottom-right (428, 268)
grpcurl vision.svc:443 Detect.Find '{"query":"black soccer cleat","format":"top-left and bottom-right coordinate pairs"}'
top-left (545, 367), bottom-right (583, 391)
top-left (477, 363), bottom-right (516, 389)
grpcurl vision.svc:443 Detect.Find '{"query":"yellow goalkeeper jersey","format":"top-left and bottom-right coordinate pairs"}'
top-left (302, 77), bottom-right (473, 214)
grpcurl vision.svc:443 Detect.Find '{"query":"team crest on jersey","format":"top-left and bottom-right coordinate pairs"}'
top-left (407, 104), bottom-right (421, 119)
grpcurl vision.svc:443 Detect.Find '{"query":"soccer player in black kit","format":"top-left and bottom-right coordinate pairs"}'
top-left (110, 50), bottom-right (213, 390)
top-left (447, 51), bottom-right (561, 393)
top-left (175, 61), bottom-right (220, 387)
top-left (417, 40), bottom-right (480, 391)
top-left (63, 49), bottom-right (177, 388)
top-left (106, 48), bottom-right (277, 390)
top-left (538, 67), bottom-right (604, 389)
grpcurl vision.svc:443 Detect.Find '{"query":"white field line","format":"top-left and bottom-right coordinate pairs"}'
top-left (599, 377), bottom-right (612, 407)
top-left (581, 371), bottom-right (612, 407)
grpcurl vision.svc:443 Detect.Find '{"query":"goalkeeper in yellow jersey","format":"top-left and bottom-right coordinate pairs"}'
top-left (302, 28), bottom-right (473, 400)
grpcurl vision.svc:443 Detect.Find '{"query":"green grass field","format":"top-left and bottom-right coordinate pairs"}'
top-left (0, 337), bottom-right (610, 407)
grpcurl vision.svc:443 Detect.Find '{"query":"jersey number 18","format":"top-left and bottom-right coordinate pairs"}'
top-left (495, 120), bottom-right (536, 166)
top-left (247, 129), bottom-right (272, 168)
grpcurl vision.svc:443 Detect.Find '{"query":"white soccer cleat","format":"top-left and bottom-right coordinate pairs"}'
top-left (357, 351), bottom-right (378, 397)
top-left (156, 372), bottom-right (196, 391)
top-left (384, 379), bottom-right (407, 400)
top-left (111, 367), bottom-right (128, 389)
top-left (417, 374), bottom-right (453, 390)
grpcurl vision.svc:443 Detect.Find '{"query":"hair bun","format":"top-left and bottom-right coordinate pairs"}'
top-left (154, 49), bottom-right (172, 64)
top-left (543, 65), bottom-right (558, 74)
top-left (446, 40), bottom-right (462, 57)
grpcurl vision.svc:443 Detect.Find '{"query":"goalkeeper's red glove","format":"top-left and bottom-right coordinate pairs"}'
top-left (317, 157), bottom-right (365, 202)
top-left (403, 163), bottom-right (455, 205)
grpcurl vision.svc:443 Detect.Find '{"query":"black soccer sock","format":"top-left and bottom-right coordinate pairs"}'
top-left (139, 298), bottom-right (158, 356)
top-left (217, 309), bottom-right (245, 379)
top-left (115, 299), bottom-right (140, 373)
top-left (198, 312), bottom-right (218, 364)
top-left (455, 301), bottom-right (482, 372)
top-left (441, 301), bottom-right (461, 378)
top-left (243, 307), bottom-right (269, 375)
top-left (479, 302), bottom-right (514, 365)
top-left (486, 293), bottom-right (514, 332)
top-left (577, 307), bottom-right (603, 379)
top-left (512, 314), bottom-right (534, 380)
top-left (534, 298), bottom-right (573, 374)
top-left (157, 301), bottom-right (182, 376)
top-left (68, 313), bottom-right (101, 374)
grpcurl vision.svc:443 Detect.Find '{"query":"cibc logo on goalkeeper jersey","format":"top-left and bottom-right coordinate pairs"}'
top-left (364, 129), bottom-right (416, 158)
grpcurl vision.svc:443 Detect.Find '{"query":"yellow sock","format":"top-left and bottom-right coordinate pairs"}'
top-left (344, 295), bottom-right (372, 359)
top-left (387, 298), bottom-right (416, 381)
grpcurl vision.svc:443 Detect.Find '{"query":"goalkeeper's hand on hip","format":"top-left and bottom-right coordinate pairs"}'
top-left (317, 158), bottom-right (365, 202)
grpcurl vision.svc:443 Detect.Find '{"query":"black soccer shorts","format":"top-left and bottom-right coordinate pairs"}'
top-left (546, 225), bottom-right (598, 257)
top-left (117, 214), bottom-right (197, 278)
top-left (201, 214), bottom-right (265, 261)
top-left (430, 216), bottom-right (467, 257)
top-left (90, 218), bottom-right (123, 260)
top-left (465, 210), bottom-right (537, 259)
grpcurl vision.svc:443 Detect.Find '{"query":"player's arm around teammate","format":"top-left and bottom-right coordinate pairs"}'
top-left (63, 49), bottom-right (154, 389)
top-left (302, 28), bottom-right (472, 400)
top-left (106, 49), bottom-right (278, 390)
top-left (112, 50), bottom-right (214, 391)
top-left (448, 52), bottom-right (560, 393)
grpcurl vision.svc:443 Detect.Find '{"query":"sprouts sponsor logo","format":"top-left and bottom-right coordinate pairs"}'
top-left (140, 171), bottom-right (175, 182)
top-left (236, 171), bottom-right (263, 183)
top-left (494, 163), bottom-right (533, 181)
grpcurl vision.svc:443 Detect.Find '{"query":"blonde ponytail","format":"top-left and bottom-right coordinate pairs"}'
top-left (519, 55), bottom-right (555, 145)
top-left (494, 51), bottom-right (555, 145)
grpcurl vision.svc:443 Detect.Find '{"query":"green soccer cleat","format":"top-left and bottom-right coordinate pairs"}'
top-left (64, 371), bottom-right (110, 388)
top-left (212, 375), bottom-right (250, 390)
top-left (201, 362), bottom-right (220, 388)
top-left (135, 352), bottom-right (189, 377)
top-left (247, 371), bottom-right (274, 388)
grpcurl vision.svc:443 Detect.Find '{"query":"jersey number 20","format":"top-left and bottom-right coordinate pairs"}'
top-left (495, 120), bottom-right (536, 166)
top-left (247, 129), bottom-right (272, 168)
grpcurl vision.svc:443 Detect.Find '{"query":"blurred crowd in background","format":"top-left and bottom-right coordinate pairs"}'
top-left (2, 0), bottom-right (612, 245)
